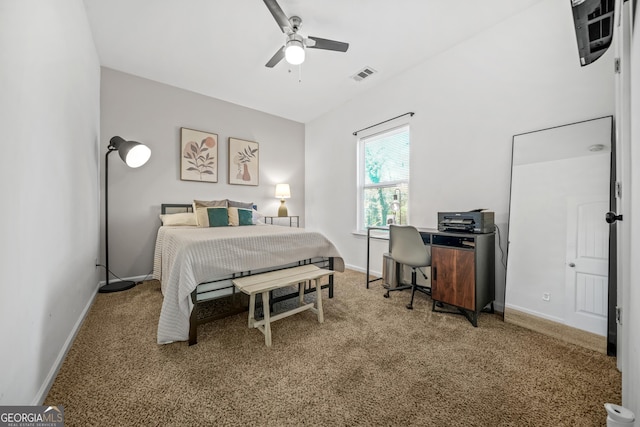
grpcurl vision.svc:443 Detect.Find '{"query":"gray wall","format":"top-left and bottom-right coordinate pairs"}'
top-left (0, 0), bottom-right (101, 404)
top-left (100, 68), bottom-right (305, 279)
top-left (305, 0), bottom-right (614, 312)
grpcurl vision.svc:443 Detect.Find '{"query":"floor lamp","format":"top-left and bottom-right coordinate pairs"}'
top-left (99, 136), bottom-right (151, 293)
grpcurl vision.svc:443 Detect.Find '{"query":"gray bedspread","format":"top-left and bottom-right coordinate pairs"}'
top-left (153, 225), bottom-right (344, 344)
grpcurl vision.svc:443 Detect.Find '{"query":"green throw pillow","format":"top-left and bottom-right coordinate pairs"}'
top-left (238, 208), bottom-right (254, 226)
top-left (207, 207), bottom-right (229, 227)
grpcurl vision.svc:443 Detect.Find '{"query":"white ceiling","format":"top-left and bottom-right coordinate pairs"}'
top-left (83, 0), bottom-right (546, 123)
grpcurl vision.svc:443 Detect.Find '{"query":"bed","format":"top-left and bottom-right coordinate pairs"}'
top-left (153, 203), bottom-right (345, 345)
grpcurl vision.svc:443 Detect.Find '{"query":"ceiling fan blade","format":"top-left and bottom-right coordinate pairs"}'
top-left (265, 46), bottom-right (285, 68)
top-left (263, 0), bottom-right (291, 33)
top-left (307, 36), bottom-right (349, 52)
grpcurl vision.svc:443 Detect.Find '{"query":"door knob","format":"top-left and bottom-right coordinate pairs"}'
top-left (568, 262), bottom-right (576, 268)
top-left (606, 211), bottom-right (623, 224)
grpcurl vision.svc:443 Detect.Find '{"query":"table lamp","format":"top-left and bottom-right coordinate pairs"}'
top-left (275, 183), bottom-right (291, 217)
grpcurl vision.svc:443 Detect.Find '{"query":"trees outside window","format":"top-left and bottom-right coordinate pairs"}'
top-left (358, 125), bottom-right (410, 231)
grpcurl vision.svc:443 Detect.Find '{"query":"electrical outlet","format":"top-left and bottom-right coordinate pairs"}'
top-left (542, 292), bottom-right (551, 302)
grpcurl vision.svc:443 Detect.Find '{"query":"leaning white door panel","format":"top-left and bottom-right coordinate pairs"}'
top-left (565, 195), bottom-right (609, 336)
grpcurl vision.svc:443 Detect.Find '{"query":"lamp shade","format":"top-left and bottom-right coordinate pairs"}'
top-left (109, 136), bottom-right (151, 168)
top-left (275, 183), bottom-right (291, 199)
top-left (285, 39), bottom-right (305, 65)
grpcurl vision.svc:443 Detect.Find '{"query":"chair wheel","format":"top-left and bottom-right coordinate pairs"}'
top-left (383, 292), bottom-right (390, 298)
top-left (406, 304), bottom-right (413, 310)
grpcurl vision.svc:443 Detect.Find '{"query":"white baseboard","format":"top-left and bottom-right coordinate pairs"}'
top-left (97, 273), bottom-right (151, 287)
top-left (346, 263), bottom-right (382, 278)
top-left (504, 302), bottom-right (564, 324)
top-left (504, 306), bottom-right (606, 354)
top-left (33, 282), bottom-right (100, 405)
top-left (345, 263), bottom-right (364, 273)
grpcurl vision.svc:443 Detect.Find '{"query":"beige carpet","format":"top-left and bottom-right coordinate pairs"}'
top-left (46, 269), bottom-right (621, 426)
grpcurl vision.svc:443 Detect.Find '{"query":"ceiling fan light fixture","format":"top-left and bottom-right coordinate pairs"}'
top-left (285, 38), bottom-right (305, 65)
top-left (262, 1), bottom-right (348, 69)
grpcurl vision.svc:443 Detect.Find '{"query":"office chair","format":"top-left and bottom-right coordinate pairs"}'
top-left (384, 225), bottom-right (432, 309)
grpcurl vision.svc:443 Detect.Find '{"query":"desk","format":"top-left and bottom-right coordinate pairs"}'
top-left (367, 226), bottom-right (495, 326)
top-left (365, 227), bottom-right (389, 288)
top-left (365, 226), bottom-right (436, 289)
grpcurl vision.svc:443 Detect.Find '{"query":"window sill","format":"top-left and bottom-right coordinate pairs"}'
top-left (352, 229), bottom-right (390, 240)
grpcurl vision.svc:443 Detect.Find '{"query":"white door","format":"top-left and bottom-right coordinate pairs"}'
top-left (565, 195), bottom-right (609, 336)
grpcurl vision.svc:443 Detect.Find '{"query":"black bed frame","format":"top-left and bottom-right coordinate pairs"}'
top-left (160, 204), bottom-right (335, 345)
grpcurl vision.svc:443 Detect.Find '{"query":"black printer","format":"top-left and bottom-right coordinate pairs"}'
top-left (437, 211), bottom-right (495, 234)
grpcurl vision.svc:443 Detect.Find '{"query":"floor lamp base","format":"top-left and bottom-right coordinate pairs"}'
top-left (99, 280), bottom-right (136, 293)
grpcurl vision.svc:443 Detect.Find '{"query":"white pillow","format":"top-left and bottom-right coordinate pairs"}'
top-left (159, 212), bottom-right (197, 226)
top-left (252, 209), bottom-right (265, 224)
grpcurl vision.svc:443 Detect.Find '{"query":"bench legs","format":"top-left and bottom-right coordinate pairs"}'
top-left (247, 278), bottom-right (326, 347)
top-left (313, 278), bottom-right (324, 323)
top-left (248, 294), bottom-right (256, 328)
top-left (262, 292), bottom-right (272, 347)
top-left (298, 281), bottom-right (305, 304)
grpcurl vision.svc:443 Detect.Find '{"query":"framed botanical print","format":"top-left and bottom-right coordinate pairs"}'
top-left (180, 127), bottom-right (218, 183)
top-left (228, 137), bottom-right (259, 186)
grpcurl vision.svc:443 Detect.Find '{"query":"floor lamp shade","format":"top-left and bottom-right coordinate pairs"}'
top-left (99, 136), bottom-right (151, 293)
top-left (110, 136), bottom-right (151, 168)
top-left (275, 183), bottom-right (290, 217)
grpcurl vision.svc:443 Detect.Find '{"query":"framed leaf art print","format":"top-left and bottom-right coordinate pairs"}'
top-left (228, 137), bottom-right (259, 186)
top-left (180, 127), bottom-right (218, 183)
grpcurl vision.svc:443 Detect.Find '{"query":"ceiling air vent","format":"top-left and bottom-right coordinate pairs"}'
top-left (351, 67), bottom-right (377, 82)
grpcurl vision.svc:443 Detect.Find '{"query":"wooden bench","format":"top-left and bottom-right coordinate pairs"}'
top-left (232, 265), bottom-right (334, 347)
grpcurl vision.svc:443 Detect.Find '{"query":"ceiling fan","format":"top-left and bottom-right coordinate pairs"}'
top-left (263, 0), bottom-right (349, 68)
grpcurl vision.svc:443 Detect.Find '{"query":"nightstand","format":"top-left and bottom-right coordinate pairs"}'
top-left (264, 216), bottom-right (300, 227)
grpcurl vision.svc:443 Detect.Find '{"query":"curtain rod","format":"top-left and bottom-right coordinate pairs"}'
top-left (352, 112), bottom-right (415, 136)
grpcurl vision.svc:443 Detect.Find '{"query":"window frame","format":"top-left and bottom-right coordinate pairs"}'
top-left (356, 123), bottom-right (410, 233)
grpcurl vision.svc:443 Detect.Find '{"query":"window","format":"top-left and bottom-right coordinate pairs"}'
top-left (357, 125), bottom-right (410, 231)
